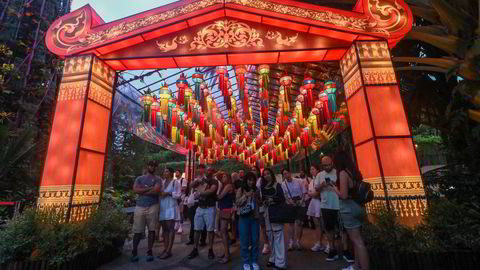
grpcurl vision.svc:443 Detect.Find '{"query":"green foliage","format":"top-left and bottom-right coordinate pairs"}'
top-left (364, 199), bottom-right (480, 254)
top-left (364, 207), bottom-right (442, 253)
top-left (0, 204), bottom-right (129, 265)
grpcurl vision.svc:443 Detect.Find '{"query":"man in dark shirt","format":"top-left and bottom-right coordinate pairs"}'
top-left (131, 160), bottom-right (161, 262)
top-left (188, 166), bottom-right (218, 260)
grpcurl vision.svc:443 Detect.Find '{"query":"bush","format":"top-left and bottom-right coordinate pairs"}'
top-left (364, 199), bottom-right (480, 253)
top-left (0, 203), bottom-right (129, 265)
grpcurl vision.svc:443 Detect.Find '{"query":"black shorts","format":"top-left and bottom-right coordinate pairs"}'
top-left (321, 208), bottom-right (339, 232)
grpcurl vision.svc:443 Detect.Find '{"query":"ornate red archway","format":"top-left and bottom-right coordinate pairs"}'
top-left (39, 0), bottom-right (425, 224)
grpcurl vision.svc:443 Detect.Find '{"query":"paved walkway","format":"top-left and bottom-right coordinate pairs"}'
top-left (99, 222), bottom-right (350, 270)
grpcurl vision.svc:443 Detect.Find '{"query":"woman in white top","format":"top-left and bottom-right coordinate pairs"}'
top-left (307, 164), bottom-right (326, 252)
top-left (158, 167), bottom-right (181, 259)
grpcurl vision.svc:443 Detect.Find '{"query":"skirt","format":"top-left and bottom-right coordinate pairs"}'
top-left (339, 199), bottom-right (365, 229)
top-left (307, 198), bottom-right (322, 218)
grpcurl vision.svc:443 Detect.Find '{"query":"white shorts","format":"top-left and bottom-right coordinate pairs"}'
top-left (194, 207), bottom-right (216, 232)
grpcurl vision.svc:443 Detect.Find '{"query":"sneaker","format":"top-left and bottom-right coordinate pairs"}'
top-left (311, 242), bottom-right (324, 252)
top-left (326, 249), bottom-right (338, 261)
top-left (343, 250), bottom-right (354, 263)
top-left (287, 240), bottom-right (294, 251)
top-left (262, 243), bottom-right (271, 254)
top-left (323, 245), bottom-right (330, 254)
top-left (177, 226), bottom-right (183, 234)
top-left (130, 255), bottom-right (139, 262)
top-left (188, 248), bottom-right (199, 259)
top-left (252, 262), bottom-right (260, 270)
top-left (243, 264), bottom-right (252, 270)
top-left (342, 265), bottom-right (357, 270)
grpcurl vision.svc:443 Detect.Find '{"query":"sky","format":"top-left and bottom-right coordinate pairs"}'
top-left (71, 0), bottom-right (177, 22)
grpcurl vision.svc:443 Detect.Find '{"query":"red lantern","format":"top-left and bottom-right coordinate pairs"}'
top-left (319, 91), bottom-right (331, 122)
top-left (303, 74), bottom-right (315, 109)
top-left (176, 73), bottom-right (188, 107)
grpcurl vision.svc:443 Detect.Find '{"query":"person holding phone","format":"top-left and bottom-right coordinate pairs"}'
top-left (315, 156), bottom-right (340, 262)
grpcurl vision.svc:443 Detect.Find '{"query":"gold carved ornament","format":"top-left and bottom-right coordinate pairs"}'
top-left (156, 35), bottom-right (188, 52)
top-left (190, 20), bottom-right (264, 50)
top-left (50, 0), bottom-right (222, 53)
top-left (227, 0), bottom-right (409, 37)
top-left (265, 31), bottom-right (298, 47)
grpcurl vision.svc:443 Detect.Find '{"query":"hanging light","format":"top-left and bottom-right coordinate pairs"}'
top-left (303, 74), bottom-right (315, 111)
top-left (323, 80), bottom-right (337, 114)
top-left (192, 68), bottom-right (204, 102)
top-left (319, 91), bottom-right (331, 122)
top-left (258, 64), bottom-right (270, 90)
top-left (185, 86), bottom-right (193, 113)
top-left (159, 83), bottom-right (171, 116)
top-left (176, 73), bottom-right (188, 107)
top-left (216, 65), bottom-right (228, 106)
top-left (140, 88), bottom-right (154, 123)
top-left (235, 65), bottom-right (249, 120)
top-left (151, 95), bottom-right (160, 127)
top-left (279, 72), bottom-right (292, 113)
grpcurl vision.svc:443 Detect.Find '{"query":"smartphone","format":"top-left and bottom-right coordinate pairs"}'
top-left (325, 177), bottom-right (331, 185)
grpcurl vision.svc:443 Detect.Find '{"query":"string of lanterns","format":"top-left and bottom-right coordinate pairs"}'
top-left (140, 64), bottom-right (349, 167)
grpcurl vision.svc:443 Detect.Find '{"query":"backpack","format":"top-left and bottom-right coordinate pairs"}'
top-left (352, 179), bottom-right (374, 205)
top-left (345, 170), bottom-right (374, 205)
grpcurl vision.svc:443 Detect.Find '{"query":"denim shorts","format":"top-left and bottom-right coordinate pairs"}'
top-left (194, 207), bottom-right (216, 231)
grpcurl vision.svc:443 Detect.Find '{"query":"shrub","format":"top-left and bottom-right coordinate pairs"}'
top-left (0, 203), bottom-right (129, 265)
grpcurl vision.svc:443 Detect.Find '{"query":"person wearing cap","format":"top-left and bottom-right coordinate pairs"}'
top-left (188, 166), bottom-right (218, 260)
top-left (130, 160), bottom-right (162, 262)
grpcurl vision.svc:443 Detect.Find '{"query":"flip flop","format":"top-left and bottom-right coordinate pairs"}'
top-left (217, 257), bottom-right (230, 264)
top-left (159, 253), bottom-right (172, 260)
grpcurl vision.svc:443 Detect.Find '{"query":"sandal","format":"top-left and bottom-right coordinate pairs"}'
top-left (159, 252), bottom-right (172, 260)
top-left (217, 257), bottom-right (230, 264)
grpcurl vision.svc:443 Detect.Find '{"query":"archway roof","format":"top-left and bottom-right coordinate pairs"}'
top-left (46, 0), bottom-right (413, 68)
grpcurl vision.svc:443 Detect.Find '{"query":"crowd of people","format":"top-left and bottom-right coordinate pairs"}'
top-left (130, 150), bottom-right (369, 270)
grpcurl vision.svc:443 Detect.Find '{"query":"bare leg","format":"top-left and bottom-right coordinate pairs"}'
top-left (167, 220), bottom-right (176, 254)
top-left (314, 218), bottom-right (323, 245)
top-left (207, 231), bottom-right (215, 250)
top-left (219, 218), bottom-right (230, 261)
top-left (347, 228), bottom-right (369, 270)
top-left (161, 221), bottom-right (168, 254)
top-left (288, 223), bottom-right (294, 244)
top-left (295, 220), bottom-right (303, 244)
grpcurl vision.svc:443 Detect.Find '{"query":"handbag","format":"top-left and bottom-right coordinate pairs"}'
top-left (237, 197), bottom-right (254, 216)
top-left (266, 184), bottom-right (296, 224)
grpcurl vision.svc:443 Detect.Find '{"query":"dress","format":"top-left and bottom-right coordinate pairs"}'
top-left (307, 177), bottom-right (322, 218)
top-left (159, 179), bottom-right (181, 221)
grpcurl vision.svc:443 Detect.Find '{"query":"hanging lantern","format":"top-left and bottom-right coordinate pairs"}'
top-left (150, 96), bottom-right (160, 127)
top-left (216, 65), bottom-right (228, 104)
top-left (235, 65), bottom-right (247, 99)
top-left (303, 74), bottom-right (315, 110)
top-left (140, 88), bottom-right (154, 123)
top-left (229, 88), bottom-right (236, 118)
top-left (185, 87), bottom-right (193, 112)
top-left (192, 68), bottom-right (204, 102)
top-left (258, 64), bottom-right (270, 90)
top-left (314, 100), bottom-right (325, 129)
top-left (319, 91), bottom-right (331, 122)
top-left (176, 73), bottom-right (188, 107)
top-left (295, 99), bottom-right (305, 127)
top-left (159, 83), bottom-right (171, 116)
top-left (279, 72), bottom-right (292, 113)
top-left (324, 80), bottom-right (337, 114)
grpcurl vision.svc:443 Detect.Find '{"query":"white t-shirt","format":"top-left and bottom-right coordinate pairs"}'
top-left (315, 169), bottom-right (340, 210)
top-left (282, 178), bottom-right (307, 199)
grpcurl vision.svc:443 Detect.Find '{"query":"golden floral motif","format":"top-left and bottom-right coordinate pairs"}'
top-left (52, 0), bottom-right (222, 53)
top-left (190, 20), bottom-right (264, 50)
top-left (156, 35), bottom-right (188, 52)
top-left (227, 0), bottom-right (408, 37)
top-left (265, 31), bottom-right (298, 46)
